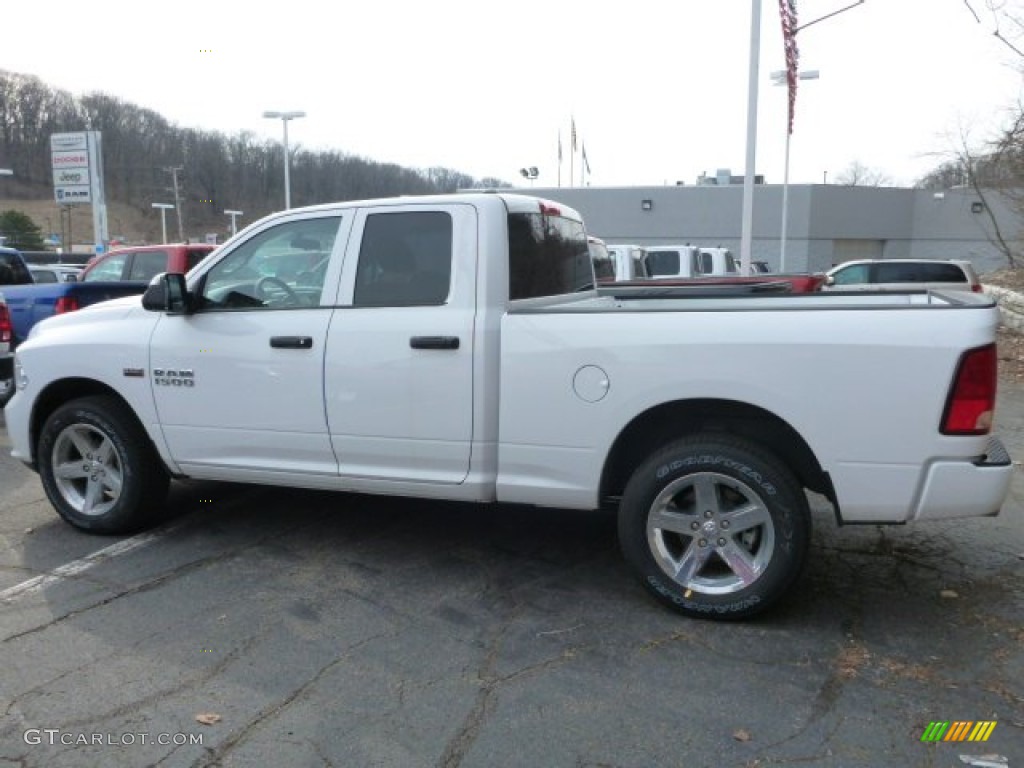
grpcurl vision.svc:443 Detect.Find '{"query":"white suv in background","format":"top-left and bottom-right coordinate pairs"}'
top-left (824, 259), bottom-right (982, 293)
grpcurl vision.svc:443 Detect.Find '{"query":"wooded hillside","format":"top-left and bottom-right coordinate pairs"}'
top-left (0, 70), bottom-right (507, 243)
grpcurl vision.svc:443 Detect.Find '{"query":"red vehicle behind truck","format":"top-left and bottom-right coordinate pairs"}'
top-left (80, 243), bottom-right (216, 283)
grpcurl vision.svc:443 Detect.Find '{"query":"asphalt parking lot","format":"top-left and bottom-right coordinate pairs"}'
top-left (0, 389), bottom-right (1022, 768)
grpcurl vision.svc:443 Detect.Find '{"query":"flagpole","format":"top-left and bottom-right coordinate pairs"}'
top-left (569, 118), bottom-right (575, 188)
top-left (739, 0), bottom-right (761, 277)
top-left (558, 132), bottom-right (562, 187)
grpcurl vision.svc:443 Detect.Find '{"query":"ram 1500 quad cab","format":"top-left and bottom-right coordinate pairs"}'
top-left (4, 193), bottom-right (1013, 618)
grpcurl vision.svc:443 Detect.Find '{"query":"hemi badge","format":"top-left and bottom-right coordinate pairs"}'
top-left (123, 368), bottom-right (145, 378)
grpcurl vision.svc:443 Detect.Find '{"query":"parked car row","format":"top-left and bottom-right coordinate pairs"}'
top-left (28, 264), bottom-right (82, 283)
top-left (588, 238), bottom-right (987, 297)
top-left (588, 238), bottom-right (826, 294)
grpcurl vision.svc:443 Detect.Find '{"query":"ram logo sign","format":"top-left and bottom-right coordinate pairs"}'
top-left (153, 369), bottom-right (196, 388)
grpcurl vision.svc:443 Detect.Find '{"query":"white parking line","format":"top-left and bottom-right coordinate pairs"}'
top-left (0, 526), bottom-right (176, 602)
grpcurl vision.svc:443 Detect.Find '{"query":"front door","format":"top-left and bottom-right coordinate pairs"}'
top-left (149, 213), bottom-right (350, 476)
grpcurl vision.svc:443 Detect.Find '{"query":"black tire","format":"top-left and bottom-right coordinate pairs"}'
top-left (618, 434), bottom-right (810, 620)
top-left (37, 395), bottom-right (169, 534)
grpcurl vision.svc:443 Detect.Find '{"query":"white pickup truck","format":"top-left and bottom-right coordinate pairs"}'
top-left (645, 245), bottom-right (738, 279)
top-left (4, 193), bottom-right (1013, 619)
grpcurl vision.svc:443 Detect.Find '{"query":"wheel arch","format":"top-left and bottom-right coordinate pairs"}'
top-left (30, 378), bottom-right (164, 470)
top-left (600, 398), bottom-right (835, 508)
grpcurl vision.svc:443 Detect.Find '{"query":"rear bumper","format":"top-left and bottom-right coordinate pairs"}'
top-left (912, 437), bottom-right (1014, 521)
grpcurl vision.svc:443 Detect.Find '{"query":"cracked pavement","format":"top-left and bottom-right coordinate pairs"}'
top-left (0, 387), bottom-right (1022, 767)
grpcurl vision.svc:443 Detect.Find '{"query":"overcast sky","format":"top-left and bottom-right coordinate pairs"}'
top-left (4, 0), bottom-right (1023, 189)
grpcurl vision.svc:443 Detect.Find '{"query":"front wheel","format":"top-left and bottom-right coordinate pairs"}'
top-left (37, 396), bottom-right (169, 534)
top-left (618, 434), bottom-right (810, 619)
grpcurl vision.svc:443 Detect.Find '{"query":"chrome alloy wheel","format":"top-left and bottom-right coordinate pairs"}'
top-left (51, 423), bottom-right (124, 517)
top-left (646, 471), bottom-right (776, 596)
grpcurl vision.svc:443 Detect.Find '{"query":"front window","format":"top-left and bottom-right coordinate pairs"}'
top-left (201, 216), bottom-right (342, 310)
top-left (508, 211), bottom-right (591, 299)
top-left (82, 254), bottom-right (127, 282)
top-left (831, 264), bottom-right (870, 285)
top-left (589, 240), bottom-right (615, 281)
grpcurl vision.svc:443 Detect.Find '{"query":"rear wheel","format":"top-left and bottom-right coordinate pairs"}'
top-left (38, 396), bottom-right (169, 534)
top-left (618, 434), bottom-right (810, 619)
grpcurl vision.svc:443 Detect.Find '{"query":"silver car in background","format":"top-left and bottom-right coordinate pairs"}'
top-left (824, 259), bottom-right (982, 293)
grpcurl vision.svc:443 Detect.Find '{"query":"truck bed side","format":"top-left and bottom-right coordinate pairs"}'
top-left (496, 291), bottom-right (1001, 523)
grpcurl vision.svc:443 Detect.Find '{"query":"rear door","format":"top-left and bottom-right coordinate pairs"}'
top-left (324, 202), bottom-right (477, 484)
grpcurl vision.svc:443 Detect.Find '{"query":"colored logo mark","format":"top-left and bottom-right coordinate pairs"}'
top-left (921, 721), bottom-right (996, 742)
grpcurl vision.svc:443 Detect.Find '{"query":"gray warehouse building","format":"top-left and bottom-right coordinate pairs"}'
top-left (509, 183), bottom-right (1021, 276)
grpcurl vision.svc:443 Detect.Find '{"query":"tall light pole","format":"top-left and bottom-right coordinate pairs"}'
top-left (262, 110), bottom-right (305, 209)
top-left (771, 69), bottom-right (819, 273)
top-left (224, 209), bottom-right (243, 237)
top-left (152, 203), bottom-right (174, 244)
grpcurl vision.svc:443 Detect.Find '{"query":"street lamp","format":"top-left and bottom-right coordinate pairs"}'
top-left (224, 209), bottom-right (243, 237)
top-left (152, 203), bottom-right (174, 244)
top-left (519, 167), bottom-right (539, 186)
top-left (262, 110), bottom-right (306, 209)
top-left (771, 68), bottom-right (819, 273)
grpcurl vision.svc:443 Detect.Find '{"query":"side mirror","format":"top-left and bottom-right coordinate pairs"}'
top-left (141, 272), bottom-right (192, 314)
top-left (824, 275), bottom-right (836, 286)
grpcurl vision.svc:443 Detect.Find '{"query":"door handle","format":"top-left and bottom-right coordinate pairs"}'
top-left (409, 336), bottom-right (460, 350)
top-left (270, 336), bottom-right (314, 349)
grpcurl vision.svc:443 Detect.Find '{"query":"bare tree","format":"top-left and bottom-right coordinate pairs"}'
top-left (834, 160), bottom-right (894, 187)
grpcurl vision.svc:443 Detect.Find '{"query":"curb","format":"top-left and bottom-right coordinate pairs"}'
top-left (982, 285), bottom-right (1024, 333)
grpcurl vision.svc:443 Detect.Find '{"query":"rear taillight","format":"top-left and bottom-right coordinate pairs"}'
top-left (0, 303), bottom-right (11, 344)
top-left (941, 344), bottom-right (997, 435)
top-left (971, 284), bottom-right (983, 293)
top-left (54, 296), bottom-right (80, 314)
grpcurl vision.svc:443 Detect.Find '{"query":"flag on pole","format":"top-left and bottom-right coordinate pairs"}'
top-left (558, 132), bottom-right (563, 162)
top-left (779, 0), bottom-right (800, 134)
top-left (571, 117), bottom-right (577, 151)
top-left (582, 143), bottom-right (591, 175)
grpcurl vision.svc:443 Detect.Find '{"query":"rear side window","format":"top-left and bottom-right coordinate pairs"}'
top-left (647, 250), bottom-right (680, 277)
top-left (128, 251), bottom-right (169, 281)
top-left (0, 251), bottom-right (32, 285)
top-left (186, 248), bottom-right (213, 271)
top-left (353, 211), bottom-right (453, 307)
top-left (31, 269), bottom-right (57, 283)
top-left (875, 262), bottom-right (967, 284)
top-left (508, 212), bottom-right (591, 299)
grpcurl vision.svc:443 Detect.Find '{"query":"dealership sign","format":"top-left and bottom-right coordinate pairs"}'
top-left (50, 131), bottom-right (108, 251)
top-left (51, 133), bottom-right (94, 204)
